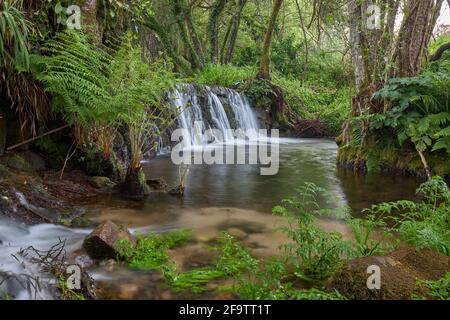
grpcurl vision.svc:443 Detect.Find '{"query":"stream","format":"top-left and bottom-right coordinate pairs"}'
top-left (0, 138), bottom-right (421, 299)
top-left (0, 85), bottom-right (422, 299)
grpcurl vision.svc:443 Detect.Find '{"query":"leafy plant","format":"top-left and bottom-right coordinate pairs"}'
top-left (272, 183), bottom-right (351, 281)
top-left (0, 0), bottom-right (50, 135)
top-left (370, 60), bottom-right (450, 177)
top-left (195, 64), bottom-right (255, 87)
top-left (215, 232), bottom-right (259, 276)
top-left (413, 272), bottom-right (450, 300)
top-left (110, 36), bottom-right (176, 171)
top-left (368, 177), bottom-right (450, 256)
top-left (31, 30), bottom-right (116, 131)
top-left (347, 214), bottom-right (397, 258)
top-left (218, 234), bottom-right (346, 300)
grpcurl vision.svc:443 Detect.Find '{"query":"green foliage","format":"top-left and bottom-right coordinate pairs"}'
top-left (368, 177), bottom-right (450, 256)
top-left (240, 79), bottom-right (275, 108)
top-left (168, 268), bottom-right (224, 293)
top-left (31, 30), bottom-right (115, 126)
top-left (118, 230), bottom-right (192, 270)
top-left (215, 232), bottom-right (259, 276)
top-left (273, 183), bottom-right (351, 281)
top-left (413, 272), bottom-right (450, 300)
top-left (194, 64), bottom-right (255, 87)
top-left (218, 234), bottom-right (346, 300)
top-left (233, 36), bottom-right (353, 87)
top-left (0, 0), bottom-right (30, 70)
top-left (347, 214), bottom-right (397, 258)
top-left (118, 230), bottom-right (226, 293)
top-left (109, 36), bottom-right (176, 168)
top-left (428, 34), bottom-right (450, 56)
top-left (273, 74), bottom-right (353, 135)
top-left (370, 58), bottom-right (450, 157)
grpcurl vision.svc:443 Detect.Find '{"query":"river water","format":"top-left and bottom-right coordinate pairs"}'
top-left (0, 138), bottom-right (421, 299)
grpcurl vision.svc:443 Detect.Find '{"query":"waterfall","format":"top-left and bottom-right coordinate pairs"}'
top-left (170, 84), bottom-right (260, 148)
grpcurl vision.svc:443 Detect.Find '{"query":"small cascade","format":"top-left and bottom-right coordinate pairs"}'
top-left (169, 84), bottom-right (260, 148)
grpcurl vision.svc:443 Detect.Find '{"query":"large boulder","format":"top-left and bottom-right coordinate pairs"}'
top-left (83, 221), bottom-right (137, 259)
top-left (328, 247), bottom-right (450, 300)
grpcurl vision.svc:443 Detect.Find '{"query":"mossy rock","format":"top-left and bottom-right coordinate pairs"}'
top-left (338, 143), bottom-right (450, 179)
top-left (119, 167), bottom-right (150, 200)
top-left (88, 176), bottom-right (116, 189)
top-left (80, 149), bottom-right (123, 181)
top-left (5, 154), bottom-right (33, 172)
top-left (0, 164), bottom-right (10, 179)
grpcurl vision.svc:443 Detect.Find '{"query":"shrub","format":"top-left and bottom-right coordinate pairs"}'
top-left (272, 183), bottom-right (351, 281)
top-left (194, 64), bottom-right (255, 87)
top-left (368, 177), bottom-right (450, 256)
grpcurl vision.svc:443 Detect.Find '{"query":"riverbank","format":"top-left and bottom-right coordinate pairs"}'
top-left (0, 150), bottom-right (115, 226)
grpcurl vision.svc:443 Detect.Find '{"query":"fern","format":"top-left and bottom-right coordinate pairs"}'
top-left (31, 30), bottom-right (117, 126)
top-left (370, 59), bottom-right (450, 167)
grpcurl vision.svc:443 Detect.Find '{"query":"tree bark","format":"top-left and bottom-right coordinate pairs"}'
top-left (347, 0), bottom-right (401, 114)
top-left (209, 0), bottom-right (227, 64)
top-left (142, 13), bottom-right (193, 75)
top-left (257, 0), bottom-right (284, 80)
top-left (395, 0), bottom-right (442, 77)
top-left (173, 0), bottom-right (204, 71)
top-left (223, 0), bottom-right (248, 64)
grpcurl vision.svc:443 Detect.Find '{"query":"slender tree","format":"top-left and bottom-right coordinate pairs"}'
top-left (209, 0), bottom-right (227, 64)
top-left (172, 0), bottom-right (204, 71)
top-left (223, 0), bottom-right (248, 64)
top-left (257, 0), bottom-right (284, 79)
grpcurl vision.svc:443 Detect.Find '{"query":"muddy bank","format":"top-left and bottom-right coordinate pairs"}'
top-left (328, 246), bottom-right (450, 300)
top-left (0, 151), bottom-right (114, 225)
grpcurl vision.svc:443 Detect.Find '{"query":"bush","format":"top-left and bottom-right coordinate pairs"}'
top-left (194, 64), bottom-right (256, 87)
top-left (368, 176), bottom-right (450, 256)
top-left (273, 74), bottom-right (353, 136)
top-left (272, 183), bottom-right (351, 281)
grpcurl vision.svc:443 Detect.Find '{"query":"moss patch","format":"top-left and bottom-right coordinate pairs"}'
top-left (337, 143), bottom-right (450, 179)
top-left (5, 154), bottom-right (33, 172)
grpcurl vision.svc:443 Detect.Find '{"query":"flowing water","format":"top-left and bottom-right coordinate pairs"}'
top-left (0, 85), bottom-right (422, 299)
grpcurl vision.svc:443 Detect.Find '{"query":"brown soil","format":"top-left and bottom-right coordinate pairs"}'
top-left (328, 246), bottom-right (450, 300)
top-left (0, 152), bottom-right (105, 225)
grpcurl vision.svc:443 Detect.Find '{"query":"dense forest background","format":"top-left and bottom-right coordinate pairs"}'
top-left (0, 0), bottom-right (449, 185)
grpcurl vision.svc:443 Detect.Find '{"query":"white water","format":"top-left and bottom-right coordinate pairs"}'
top-left (170, 84), bottom-right (260, 148)
top-left (0, 219), bottom-right (89, 300)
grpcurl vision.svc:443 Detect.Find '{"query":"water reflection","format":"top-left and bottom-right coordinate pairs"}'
top-left (83, 138), bottom-right (421, 228)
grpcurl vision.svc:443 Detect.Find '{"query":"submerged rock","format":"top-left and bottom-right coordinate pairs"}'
top-left (83, 221), bottom-right (137, 260)
top-left (88, 176), bottom-right (115, 189)
top-left (328, 247), bottom-right (450, 300)
top-left (168, 185), bottom-right (185, 197)
top-left (146, 177), bottom-right (167, 191)
top-left (226, 228), bottom-right (248, 240)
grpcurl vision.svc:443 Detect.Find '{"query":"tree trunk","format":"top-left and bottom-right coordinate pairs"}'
top-left (209, 0), bottom-right (227, 64)
top-left (395, 0), bottom-right (441, 77)
top-left (348, 0), bottom-right (401, 115)
top-left (120, 166), bottom-right (150, 200)
top-left (257, 0), bottom-right (284, 80)
top-left (185, 6), bottom-right (205, 66)
top-left (173, 0), bottom-right (204, 71)
top-left (142, 13), bottom-right (193, 75)
top-left (223, 0), bottom-right (248, 64)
